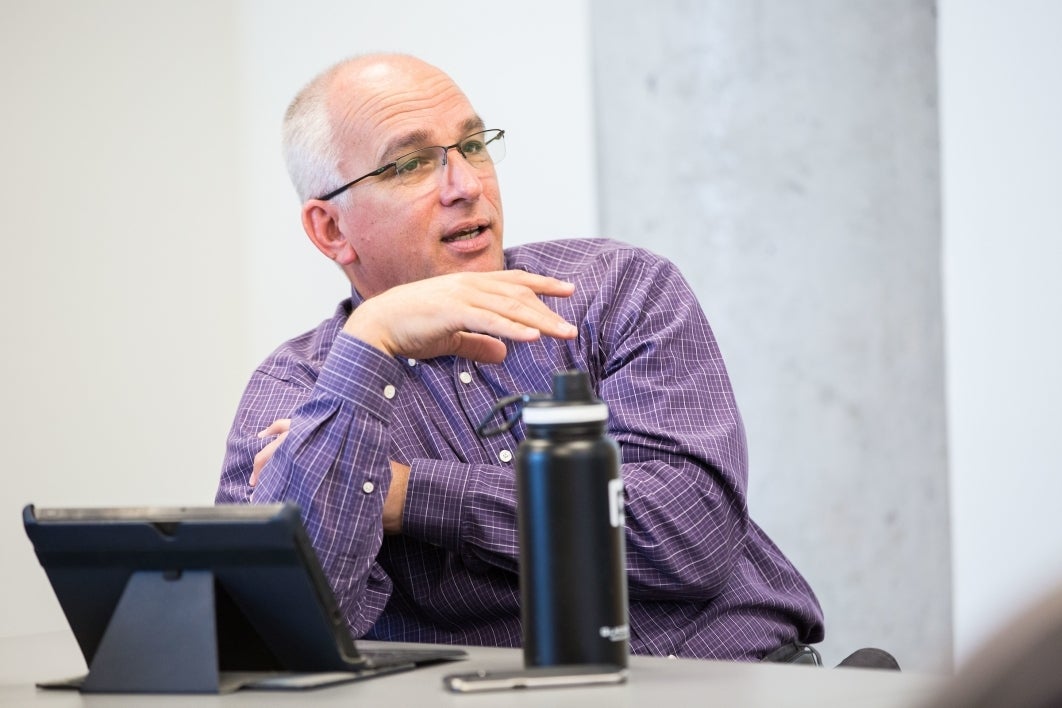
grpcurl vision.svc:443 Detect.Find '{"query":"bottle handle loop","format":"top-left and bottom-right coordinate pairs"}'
top-left (477, 393), bottom-right (541, 437)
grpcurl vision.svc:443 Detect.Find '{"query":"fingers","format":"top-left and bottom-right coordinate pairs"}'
top-left (464, 274), bottom-right (577, 341)
top-left (344, 270), bottom-right (578, 361)
top-left (450, 331), bottom-right (509, 364)
top-left (500, 269), bottom-right (577, 297)
top-left (249, 419), bottom-right (292, 487)
top-left (257, 418), bottom-right (291, 438)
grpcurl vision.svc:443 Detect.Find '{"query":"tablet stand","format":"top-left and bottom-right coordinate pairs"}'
top-left (78, 569), bottom-right (241, 693)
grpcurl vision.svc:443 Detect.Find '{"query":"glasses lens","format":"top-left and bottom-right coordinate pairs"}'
top-left (392, 147), bottom-right (444, 186)
top-left (390, 130), bottom-right (506, 187)
top-left (463, 130), bottom-right (505, 166)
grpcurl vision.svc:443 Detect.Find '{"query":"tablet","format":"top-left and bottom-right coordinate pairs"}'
top-left (23, 502), bottom-right (464, 693)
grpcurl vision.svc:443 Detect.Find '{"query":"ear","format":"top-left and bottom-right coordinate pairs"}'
top-left (301, 200), bottom-right (358, 265)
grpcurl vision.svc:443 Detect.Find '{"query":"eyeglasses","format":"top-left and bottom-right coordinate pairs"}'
top-left (315, 128), bottom-right (506, 201)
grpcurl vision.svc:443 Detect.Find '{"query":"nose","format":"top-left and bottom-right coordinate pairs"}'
top-left (438, 147), bottom-right (484, 205)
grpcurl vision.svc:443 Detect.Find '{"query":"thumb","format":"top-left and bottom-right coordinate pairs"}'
top-left (450, 332), bottom-right (509, 364)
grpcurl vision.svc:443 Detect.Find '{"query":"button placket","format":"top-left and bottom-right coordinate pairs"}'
top-left (453, 362), bottom-right (522, 468)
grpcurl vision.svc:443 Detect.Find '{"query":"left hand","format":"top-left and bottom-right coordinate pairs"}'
top-left (250, 418), bottom-right (291, 487)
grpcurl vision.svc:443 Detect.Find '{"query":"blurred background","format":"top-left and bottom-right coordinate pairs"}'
top-left (1, 0), bottom-right (1059, 674)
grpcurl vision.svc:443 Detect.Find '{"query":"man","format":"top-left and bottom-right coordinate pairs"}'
top-left (216, 53), bottom-right (824, 661)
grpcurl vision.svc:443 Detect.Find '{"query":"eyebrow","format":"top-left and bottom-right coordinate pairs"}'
top-left (378, 116), bottom-right (487, 162)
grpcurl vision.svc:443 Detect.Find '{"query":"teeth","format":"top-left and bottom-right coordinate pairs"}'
top-left (447, 227), bottom-right (480, 241)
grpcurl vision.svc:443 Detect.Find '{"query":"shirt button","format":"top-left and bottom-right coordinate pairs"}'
top-left (407, 358), bottom-right (417, 367)
top-left (498, 449), bottom-right (513, 463)
top-left (383, 384), bottom-right (396, 399)
top-left (459, 371), bottom-right (473, 384)
top-left (362, 481), bottom-right (375, 494)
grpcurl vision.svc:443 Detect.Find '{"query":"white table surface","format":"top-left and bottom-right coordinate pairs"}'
top-left (0, 631), bottom-right (947, 707)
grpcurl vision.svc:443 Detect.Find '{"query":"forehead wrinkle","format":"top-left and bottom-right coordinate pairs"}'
top-left (380, 116), bottom-right (487, 162)
top-left (380, 127), bottom-right (433, 161)
top-left (328, 65), bottom-right (482, 170)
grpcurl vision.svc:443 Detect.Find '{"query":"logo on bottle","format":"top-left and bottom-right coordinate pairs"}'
top-left (608, 478), bottom-right (625, 528)
top-left (599, 624), bottom-right (630, 642)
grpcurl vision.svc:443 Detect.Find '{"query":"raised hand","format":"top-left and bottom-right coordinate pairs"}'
top-left (342, 270), bottom-right (577, 362)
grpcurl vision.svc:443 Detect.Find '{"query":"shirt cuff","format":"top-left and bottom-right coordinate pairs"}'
top-left (317, 332), bottom-right (405, 422)
top-left (401, 458), bottom-right (471, 551)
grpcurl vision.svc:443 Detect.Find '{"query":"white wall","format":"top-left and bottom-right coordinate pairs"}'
top-left (939, 0), bottom-right (1062, 662)
top-left (0, 0), bottom-right (596, 640)
top-left (1, 1), bottom-right (247, 638)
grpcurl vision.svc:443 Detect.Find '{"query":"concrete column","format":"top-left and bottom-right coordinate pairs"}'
top-left (590, 0), bottom-right (950, 671)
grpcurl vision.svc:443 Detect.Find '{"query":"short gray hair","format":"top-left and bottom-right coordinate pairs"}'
top-left (281, 59), bottom-right (351, 203)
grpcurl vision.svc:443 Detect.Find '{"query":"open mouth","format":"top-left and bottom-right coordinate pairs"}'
top-left (442, 225), bottom-right (486, 243)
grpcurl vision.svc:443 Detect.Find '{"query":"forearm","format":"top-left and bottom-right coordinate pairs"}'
top-left (218, 334), bottom-right (405, 635)
top-left (252, 401), bottom-right (394, 635)
top-left (400, 457), bottom-right (520, 575)
top-left (395, 310), bottom-right (750, 601)
top-left (398, 442), bottom-right (748, 602)
top-left (589, 249), bottom-right (752, 600)
top-left (620, 449), bottom-right (749, 599)
top-left (602, 360), bottom-right (751, 600)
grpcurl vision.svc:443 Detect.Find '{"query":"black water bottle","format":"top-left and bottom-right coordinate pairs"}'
top-left (513, 370), bottom-right (629, 668)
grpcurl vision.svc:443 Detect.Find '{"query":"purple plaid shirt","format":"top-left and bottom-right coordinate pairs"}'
top-left (216, 238), bottom-right (824, 660)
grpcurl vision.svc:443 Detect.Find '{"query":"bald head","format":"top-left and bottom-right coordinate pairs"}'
top-left (281, 54), bottom-right (470, 204)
